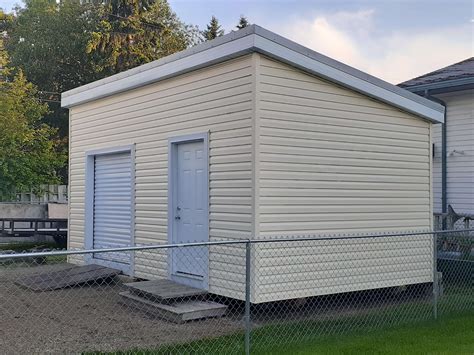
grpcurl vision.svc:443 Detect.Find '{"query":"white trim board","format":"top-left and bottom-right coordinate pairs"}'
top-left (84, 144), bottom-right (136, 275)
top-left (61, 25), bottom-right (444, 124)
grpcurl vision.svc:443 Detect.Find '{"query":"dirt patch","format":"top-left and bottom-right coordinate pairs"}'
top-left (0, 263), bottom-right (243, 354)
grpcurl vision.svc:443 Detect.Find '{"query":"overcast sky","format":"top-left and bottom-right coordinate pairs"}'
top-left (1, 0), bottom-right (472, 83)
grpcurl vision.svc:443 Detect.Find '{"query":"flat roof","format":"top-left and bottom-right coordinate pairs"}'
top-left (62, 25), bottom-right (444, 123)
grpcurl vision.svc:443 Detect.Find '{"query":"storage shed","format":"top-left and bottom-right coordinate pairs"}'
top-left (62, 25), bottom-right (444, 303)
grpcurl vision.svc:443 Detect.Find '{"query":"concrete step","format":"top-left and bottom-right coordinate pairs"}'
top-left (124, 279), bottom-right (208, 303)
top-left (119, 291), bottom-right (227, 323)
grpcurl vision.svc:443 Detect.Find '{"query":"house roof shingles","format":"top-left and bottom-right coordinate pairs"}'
top-left (399, 57), bottom-right (474, 89)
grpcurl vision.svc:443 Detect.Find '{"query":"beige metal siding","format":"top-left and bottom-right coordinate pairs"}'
top-left (253, 236), bottom-right (432, 302)
top-left (69, 52), bottom-right (436, 303)
top-left (433, 90), bottom-right (474, 214)
top-left (68, 55), bottom-right (255, 299)
top-left (254, 55), bottom-right (433, 302)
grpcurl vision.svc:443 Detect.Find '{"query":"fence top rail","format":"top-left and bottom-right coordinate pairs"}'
top-left (0, 218), bottom-right (68, 223)
top-left (0, 201), bottom-right (68, 206)
top-left (0, 239), bottom-right (250, 260)
top-left (250, 228), bottom-right (474, 245)
top-left (1, 228), bottom-right (473, 260)
top-left (434, 212), bottom-right (474, 219)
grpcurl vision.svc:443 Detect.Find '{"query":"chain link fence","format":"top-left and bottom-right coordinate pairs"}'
top-left (0, 230), bottom-right (472, 354)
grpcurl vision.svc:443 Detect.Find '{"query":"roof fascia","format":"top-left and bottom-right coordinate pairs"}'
top-left (402, 77), bottom-right (474, 94)
top-left (61, 26), bottom-right (444, 123)
top-left (252, 34), bottom-right (443, 123)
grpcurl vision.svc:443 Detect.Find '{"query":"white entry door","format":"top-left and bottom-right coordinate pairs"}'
top-left (171, 139), bottom-right (209, 289)
top-left (93, 152), bottom-right (132, 272)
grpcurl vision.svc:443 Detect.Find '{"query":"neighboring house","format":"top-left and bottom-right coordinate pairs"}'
top-left (399, 58), bottom-right (474, 216)
top-left (61, 25), bottom-right (444, 303)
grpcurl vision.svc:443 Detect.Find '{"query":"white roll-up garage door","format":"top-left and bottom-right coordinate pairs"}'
top-left (93, 152), bottom-right (132, 267)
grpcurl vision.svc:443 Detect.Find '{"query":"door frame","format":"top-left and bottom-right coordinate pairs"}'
top-left (167, 132), bottom-right (210, 290)
top-left (84, 144), bottom-right (135, 275)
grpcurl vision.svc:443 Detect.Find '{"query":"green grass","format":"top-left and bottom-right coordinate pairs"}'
top-left (269, 313), bottom-right (474, 354)
top-left (0, 242), bottom-right (66, 265)
top-left (97, 312), bottom-right (474, 355)
top-left (45, 254), bottom-right (67, 263)
top-left (0, 241), bottom-right (59, 251)
top-left (249, 304), bottom-right (473, 355)
top-left (96, 286), bottom-right (473, 355)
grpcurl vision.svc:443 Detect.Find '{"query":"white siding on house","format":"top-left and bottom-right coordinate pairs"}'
top-left (253, 55), bottom-right (433, 302)
top-left (432, 90), bottom-right (474, 214)
top-left (68, 55), bottom-right (255, 299)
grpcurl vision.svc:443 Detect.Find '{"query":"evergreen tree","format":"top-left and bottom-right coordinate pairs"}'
top-left (236, 15), bottom-right (249, 30)
top-left (202, 16), bottom-right (224, 40)
top-left (88, 0), bottom-right (199, 75)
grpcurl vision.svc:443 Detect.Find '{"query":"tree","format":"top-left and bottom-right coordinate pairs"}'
top-left (236, 15), bottom-right (249, 30)
top-left (202, 16), bottom-right (224, 40)
top-left (3, 0), bottom-right (102, 137)
top-left (0, 11), bottom-right (13, 73)
top-left (87, 0), bottom-right (200, 75)
top-left (3, 0), bottom-right (199, 181)
top-left (0, 37), bottom-right (66, 199)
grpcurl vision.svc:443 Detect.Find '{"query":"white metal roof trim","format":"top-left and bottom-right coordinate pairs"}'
top-left (61, 25), bottom-right (444, 123)
top-left (252, 26), bottom-right (443, 113)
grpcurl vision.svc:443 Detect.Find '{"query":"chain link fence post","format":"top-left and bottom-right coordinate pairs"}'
top-left (244, 240), bottom-right (251, 355)
top-left (433, 232), bottom-right (439, 320)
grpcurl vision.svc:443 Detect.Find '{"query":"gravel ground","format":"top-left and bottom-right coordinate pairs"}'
top-left (0, 263), bottom-right (243, 354)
